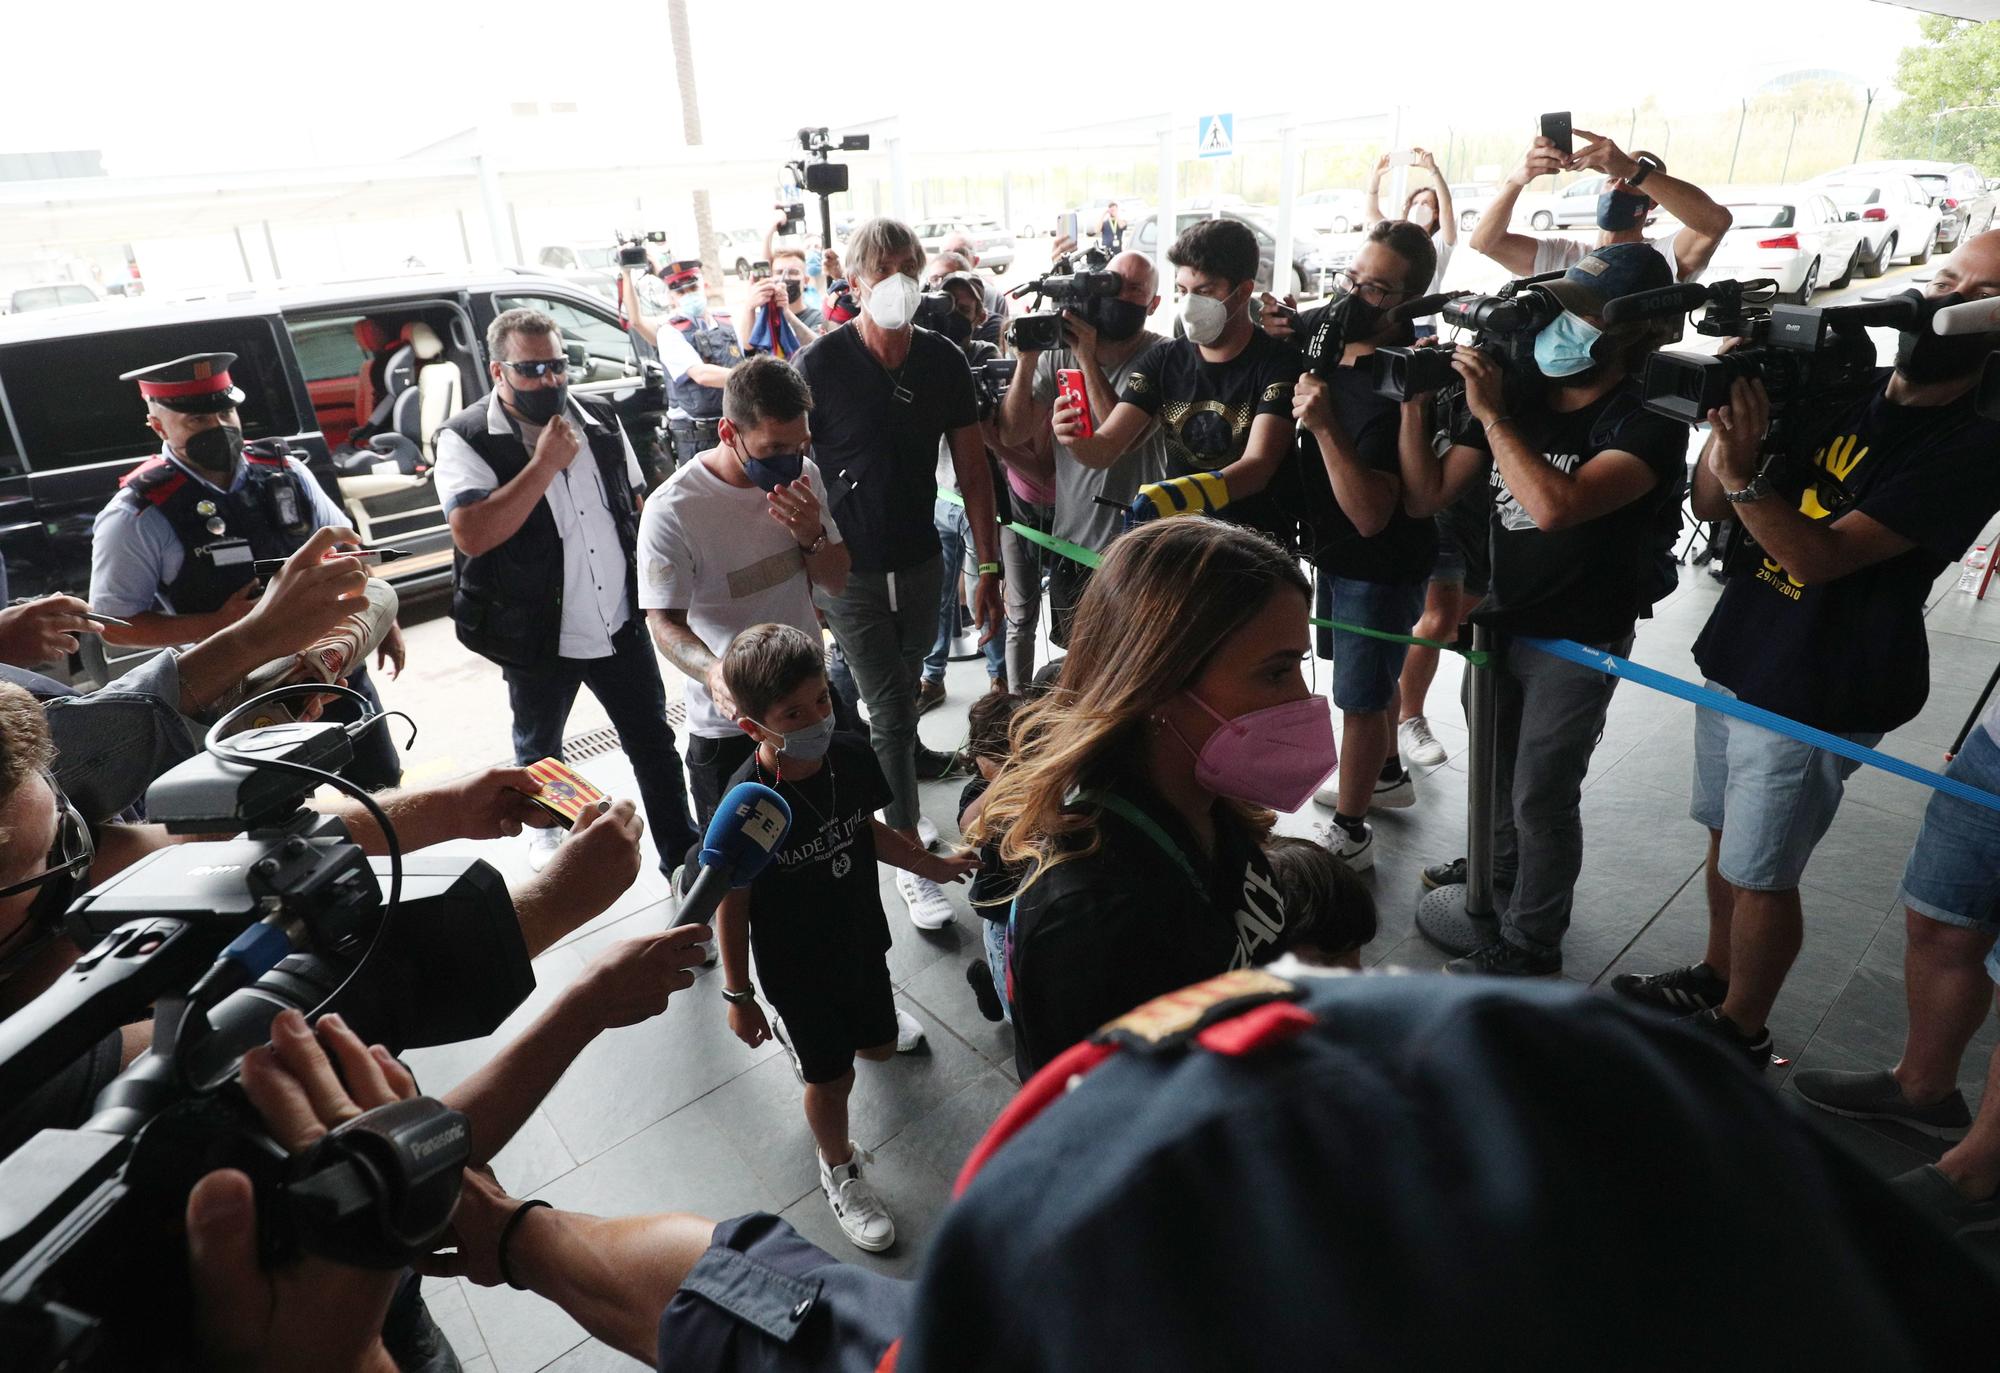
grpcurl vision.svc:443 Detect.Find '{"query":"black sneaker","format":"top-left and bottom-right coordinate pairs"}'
top-left (1421, 857), bottom-right (1466, 891)
top-left (1688, 1007), bottom-right (1772, 1072)
top-left (966, 959), bottom-right (1004, 1023)
top-left (1610, 962), bottom-right (1730, 1014)
top-left (915, 744), bottom-right (972, 781)
top-left (1890, 1165), bottom-right (2000, 1237)
top-left (1444, 940), bottom-right (1561, 978)
top-left (1792, 1069), bottom-right (1971, 1140)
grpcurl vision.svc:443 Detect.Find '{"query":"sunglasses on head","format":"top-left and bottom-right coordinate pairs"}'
top-left (502, 358), bottom-right (568, 380)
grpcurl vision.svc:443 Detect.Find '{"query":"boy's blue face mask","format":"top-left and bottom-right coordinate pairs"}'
top-left (1533, 310), bottom-right (1605, 379)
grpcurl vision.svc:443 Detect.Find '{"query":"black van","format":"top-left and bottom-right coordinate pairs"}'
top-left (0, 270), bottom-right (667, 643)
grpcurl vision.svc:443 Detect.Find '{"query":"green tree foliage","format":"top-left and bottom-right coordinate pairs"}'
top-left (1879, 16), bottom-right (2000, 169)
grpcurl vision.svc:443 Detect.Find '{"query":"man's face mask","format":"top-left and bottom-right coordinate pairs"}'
top-left (182, 424), bottom-right (244, 471)
top-left (509, 377), bottom-right (569, 425)
top-left (1533, 310), bottom-right (1605, 379)
top-left (1597, 189), bottom-right (1652, 232)
top-left (1082, 295), bottom-right (1148, 342)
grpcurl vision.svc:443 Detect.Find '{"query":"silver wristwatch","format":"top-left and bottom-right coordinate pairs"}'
top-left (721, 984), bottom-right (758, 1006)
top-left (1723, 475), bottom-right (1774, 505)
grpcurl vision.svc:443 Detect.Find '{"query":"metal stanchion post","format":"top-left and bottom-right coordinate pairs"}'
top-left (1415, 624), bottom-right (1500, 951)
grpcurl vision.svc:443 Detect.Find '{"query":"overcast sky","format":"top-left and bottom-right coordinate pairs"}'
top-left (2, 0), bottom-right (1928, 175)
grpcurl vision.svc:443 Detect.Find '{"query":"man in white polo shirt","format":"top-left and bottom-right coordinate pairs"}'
top-left (639, 354), bottom-right (850, 823)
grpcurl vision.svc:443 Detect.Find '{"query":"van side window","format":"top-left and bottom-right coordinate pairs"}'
top-left (1, 322), bottom-right (299, 471)
top-left (495, 294), bottom-right (640, 382)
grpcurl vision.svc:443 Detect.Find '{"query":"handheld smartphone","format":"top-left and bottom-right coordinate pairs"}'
top-left (1059, 210), bottom-right (1080, 243)
top-left (750, 261), bottom-right (772, 281)
top-left (523, 757), bottom-right (609, 829)
top-left (1057, 369), bottom-right (1093, 439)
top-left (1539, 111), bottom-right (1573, 159)
top-left (1389, 149), bottom-right (1420, 168)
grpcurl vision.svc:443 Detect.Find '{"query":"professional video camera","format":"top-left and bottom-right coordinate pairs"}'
top-left (1371, 273), bottom-right (1566, 442)
top-left (972, 358), bottom-right (1016, 421)
top-left (1003, 248), bottom-right (1123, 353)
top-left (0, 703), bottom-right (527, 1371)
top-left (615, 229), bottom-right (670, 270)
top-left (786, 125), bottom-right (870, 248)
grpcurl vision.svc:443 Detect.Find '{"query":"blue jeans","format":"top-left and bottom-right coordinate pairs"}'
top-left (501, 618), bottom-right (700, 874)
top-left (925, 497), bottom-right (1005, 684)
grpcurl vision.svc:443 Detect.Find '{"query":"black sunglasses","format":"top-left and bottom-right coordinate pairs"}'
top-left (501, 358), bottom-right (568, 380)
top-left (0, 782), bottom-right (94, 974)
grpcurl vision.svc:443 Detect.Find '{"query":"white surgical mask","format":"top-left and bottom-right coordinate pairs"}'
top-left (862, 273), bottom-right (922, 330)
top-left (1178, 290), bottom-right (1231, 346)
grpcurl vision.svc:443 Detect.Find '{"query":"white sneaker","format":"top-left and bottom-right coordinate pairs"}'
top-left (1312, 780), bottom-right (1342, 809)
top-left (916, 814), bottom-right (941, 851)
top-left (820, 1143), bottom-right (896, 1252)
top-left (525, 826), bottom-right (562, 872)
top-left (893, 1006), bottom-right (927, 1053)
top-left (1317, 819), bottom-right (1374, 872)
top-left (697, 937), bottom-right (718, 967)
top-left (770, 1015), bottom-right (804, 1083)
top-left (1373, 766), bottom-right (1416, 810)
top-left (896, 870), bottom-right (956, 930)
top-left (1399, 716), bottom-right (1448, 767)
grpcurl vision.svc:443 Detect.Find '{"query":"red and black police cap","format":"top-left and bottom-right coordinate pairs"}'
top-left (120, 352), bottom-right (246, 414)
top-left (663, 259), bottom-right (704, 290)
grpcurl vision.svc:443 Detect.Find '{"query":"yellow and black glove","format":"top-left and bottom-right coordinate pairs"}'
top-left (1128, 471), bottom-right (1230, 525)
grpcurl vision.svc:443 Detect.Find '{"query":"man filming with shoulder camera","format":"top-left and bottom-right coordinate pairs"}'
top-left (1403, 243), bottom-right (1691, 979)
top-left (1614, 231), bottom-right (2000, 1070)
top-left (1470, 130), bottom-right (1730, 285)
top-left (997, 247), bottom-right (1169, 644)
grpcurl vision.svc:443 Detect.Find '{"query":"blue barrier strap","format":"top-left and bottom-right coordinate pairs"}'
top-left (1521, 637), bottom-right (2000, 817)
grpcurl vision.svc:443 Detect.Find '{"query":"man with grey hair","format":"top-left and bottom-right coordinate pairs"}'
top-left (996, 248), bottom-right (1167, 643)
top-left (792, 217), bottom-right (1004, 932)
top-left (436, 307), bottom-right (701, 877)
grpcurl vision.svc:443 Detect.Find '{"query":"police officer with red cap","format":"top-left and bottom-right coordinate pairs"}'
top-left (88, 352), bottom-right (405, 790)
top-left (622, 259), bottom-right (745, 462)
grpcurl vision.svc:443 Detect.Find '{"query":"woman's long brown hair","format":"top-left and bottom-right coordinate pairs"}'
top-left (967, 518), bottom-right (1310, 899)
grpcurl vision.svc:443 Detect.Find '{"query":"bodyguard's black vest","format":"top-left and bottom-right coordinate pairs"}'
top-left (116, 449), bottom-right (314, 613)
top-left (444, 399), bottom-right (641, 669)
top-left (668, 313), bottom-right (742, 419)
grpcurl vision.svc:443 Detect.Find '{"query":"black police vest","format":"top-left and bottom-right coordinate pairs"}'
top-left (668, 314), bottom-right (742, 419)
top-left (116, 451), bottom-right (314, 613)
top-left (443, 400), bottom-right (641, 669)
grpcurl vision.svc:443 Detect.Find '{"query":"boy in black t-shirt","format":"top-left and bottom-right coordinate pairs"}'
top-left (1052, 217), bottom-right (1301, 546)
top-left (1614, 233), bottom-right (2000, 1071)
top-left (1408, 244), bottom-right (1689, 979)
top-left (713, 624), bottom-right (978, 1253)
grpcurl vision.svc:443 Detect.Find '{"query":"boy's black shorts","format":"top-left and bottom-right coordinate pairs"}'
top-left (764, 943), bottom-right (898, 1085)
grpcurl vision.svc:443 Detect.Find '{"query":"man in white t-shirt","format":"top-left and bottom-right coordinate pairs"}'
top-left (639, 354), bottom-right (850, 822)
top-left (1469, 130), bottom-right (1731, 285)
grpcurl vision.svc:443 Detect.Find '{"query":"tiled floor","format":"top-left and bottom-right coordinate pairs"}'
top-left (386, 524), bottom-right (2000, 1370)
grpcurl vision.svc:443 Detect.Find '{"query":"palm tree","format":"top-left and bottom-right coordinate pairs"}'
top-left (667, 0), bottom-right (719, 293)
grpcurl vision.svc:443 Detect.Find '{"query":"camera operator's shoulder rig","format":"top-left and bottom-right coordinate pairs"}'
top-left (1004, 250), bottom-right (1123, 354)
top-left (1369, 273), bottom-right (1571, 446)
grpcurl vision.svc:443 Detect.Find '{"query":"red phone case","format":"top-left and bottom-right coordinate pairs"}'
top-left (1058, 369), bottom-right (1093, 440)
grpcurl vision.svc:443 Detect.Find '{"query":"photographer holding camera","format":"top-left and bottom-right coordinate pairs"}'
top-left (1269, 221), bottom-right (1442, 869)
top-left (1055, 218), bottom-right (1301, 548)
top-left (742, 251), bottom-right (824, 360)
top-left (1403, 244), bottom-right (1690, 978)
top-left (791, 218), bottom-right (1003, 929)
top-left (1470, 131), bottom-right (1729, 285)
top-left (1613, 231), bottom-right (2000, 1068)
top-left (997, 249), bottom-right (1168, 645)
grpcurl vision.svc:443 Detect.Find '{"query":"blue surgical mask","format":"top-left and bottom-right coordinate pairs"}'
top-left (679, 291), bottom-right (708, 320)
top-left (763, 712), bottom-right (834, 762)
top-left (733, 440), bottom-right (805, 492)
top-left (1533, 310), bottom-right (1605, 379)
top-left (1597, 189), bottom-right (1651, 232)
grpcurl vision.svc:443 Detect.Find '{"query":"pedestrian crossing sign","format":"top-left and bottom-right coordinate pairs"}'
top-left (1197, 113), bottom-right (1234, 159)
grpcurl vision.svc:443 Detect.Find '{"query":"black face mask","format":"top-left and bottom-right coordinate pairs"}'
top-left (1894, 290), bottom-right (1989, 384)
top-left (1082, 296), bottom-right (1148, 342)
top-left (511, 383), bottom-right (569, 425)
top-left (785, 278), bottom-right (803, 305)
top-left (1302, 291), bottom-right (1387, 369)
top-left (182, 423), bottom-right (243, 472)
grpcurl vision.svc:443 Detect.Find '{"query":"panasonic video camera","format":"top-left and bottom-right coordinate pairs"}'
top-left (1003, 244), bottom-right (1122, 352)
top-left (0, 719), bottom-right (529, 1371)
top-left (1371, 272), bottom-right (1568, 442)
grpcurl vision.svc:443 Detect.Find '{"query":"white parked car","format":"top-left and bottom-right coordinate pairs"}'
top-left (1831, 160), bottom-right (1996, 251)
top-left (1296, 188), bottom-right (1371, 234)
top-left (1454, 183), bottom-right (1563, 234)
top-left (1809, 172), bottom-right (1941, 274)
top-left (1700, 186), bottom-right (1866, 305)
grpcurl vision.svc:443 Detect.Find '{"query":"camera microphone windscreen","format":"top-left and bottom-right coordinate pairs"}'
top-left (1824, 290), bottom-right (1926, 331)
top-left (1930, 297), bottom-right (2000, 337)
top-left (1600, 283), bottom-right (1709, 327)
top-left (1388, 291), bottom-right (1467, 323)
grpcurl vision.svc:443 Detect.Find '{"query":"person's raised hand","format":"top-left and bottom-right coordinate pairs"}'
top-left (0, 594), bottom-right (95, 666)
top-left (1570, 129), bottom-right (1640, 182)
top-left (1370, 152), bottom-right (1391, 186)
top-left (533, 415), bottom-right (582, 471)
top-left (1061, 306), bottom-right (1101, 362)
top-left (767, 478), bottom-right (826, 549)
top-left (186, 1011), bottom-right (416, 1373)
top-left (1451, 346), bottom-right (1507, 426)
top-left (1414, 146), bottom-right (1438, 172)
top-left (532, 799), bottom-right (645, 925)
top-left (1051, 392), bottom-right (1085, 444)
top-left (569, 926), bottom-right (713, 1030)
top-left (438, 765), bottom-right (556, 840)
top-left (1257, 292), bottom-right (1299, 341)
top-left (1510, 138), bottom-right (1566, 188)
top-left (1705, 376), bottom-right (1771, 486)
top-left (1292, 372), bottom-right (1335, 431)
top-left (242, 526), bottom-right (371, 649)
top-left (1050, 234), bottom-right (1078, 264)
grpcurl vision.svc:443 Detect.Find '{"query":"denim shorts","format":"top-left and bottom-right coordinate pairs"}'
top-left (1315, 574), bottom-right (1426, 712)
top-left (1689, 682), bottom-right (1882, 892)
top-left (1899, 723), bottom-right (2000, 982)
top-left (1431, 539), bottom-right (1466, 584)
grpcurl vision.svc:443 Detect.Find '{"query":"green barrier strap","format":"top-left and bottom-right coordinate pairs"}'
top-left (936, 487), bottom-right (1487, 665)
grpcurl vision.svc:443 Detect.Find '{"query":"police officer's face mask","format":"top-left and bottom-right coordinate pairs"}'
top-left (182, 423), bottom-right (244, 472)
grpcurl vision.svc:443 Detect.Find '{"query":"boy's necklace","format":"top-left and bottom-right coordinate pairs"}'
top-left (759, 752), bottom-right (836, 830)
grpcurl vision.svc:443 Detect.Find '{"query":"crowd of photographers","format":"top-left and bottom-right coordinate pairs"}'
top-left (6, 122), bottom-right (2000, 1370)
